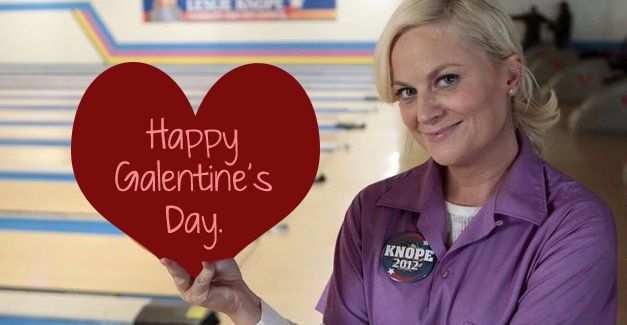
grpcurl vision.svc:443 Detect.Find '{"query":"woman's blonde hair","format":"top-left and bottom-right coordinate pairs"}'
top-left (374, 0), bottom-right (560, 156)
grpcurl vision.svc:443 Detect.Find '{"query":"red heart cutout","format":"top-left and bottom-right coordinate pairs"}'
top-left (71, 62), bottom-right (319, 276)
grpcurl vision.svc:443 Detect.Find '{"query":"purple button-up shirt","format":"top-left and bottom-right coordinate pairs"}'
top-left (316, 130), bottom-right (617, 324)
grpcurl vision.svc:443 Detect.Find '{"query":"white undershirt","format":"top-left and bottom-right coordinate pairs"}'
top-left (445, 200), bottom-right (481, 248)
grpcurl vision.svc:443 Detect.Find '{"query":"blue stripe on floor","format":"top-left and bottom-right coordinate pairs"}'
top-left (0, 139), bottom-right (71, 146)
top-left (0, 217), bottom-right (122, 235)
top-left (318, 125), bottom-right (340, 130)
top-left (0, 171), bottom-right (75, 181)
top-left (0, 316), bottom-right (127, 325)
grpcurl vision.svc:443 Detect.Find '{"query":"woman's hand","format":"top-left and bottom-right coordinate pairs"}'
top-left (160, 258), bottom-right (262, 325)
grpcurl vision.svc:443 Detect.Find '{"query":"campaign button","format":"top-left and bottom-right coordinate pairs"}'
top-left (381, 231), bottom-right (436, 283)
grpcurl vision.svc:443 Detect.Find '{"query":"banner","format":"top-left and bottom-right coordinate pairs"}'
top-left (143, 0), bottom-right (337, 22)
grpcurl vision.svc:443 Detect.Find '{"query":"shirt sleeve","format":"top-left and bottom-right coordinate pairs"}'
top-left (509, 201), bottom-right (617, 324)
top-left (256, 298), bottom-right (297, 325)
top-left (317, 193), bottom-right (369, 324)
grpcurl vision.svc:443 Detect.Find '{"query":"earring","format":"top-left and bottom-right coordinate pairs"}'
top-left (508, 88), bottom-right (516, 96)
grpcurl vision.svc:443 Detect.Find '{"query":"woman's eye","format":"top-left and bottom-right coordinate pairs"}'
top-left (397, 88), bottom-right (416, 99)
top-left (436, 74), bottom-right (459, 87)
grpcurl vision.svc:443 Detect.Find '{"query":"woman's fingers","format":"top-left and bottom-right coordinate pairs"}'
top-left (160, 258), bottom-right (251, 315)
top-left (214, 258), bottom-right (239, 271)
top-left (160, 258), bottom-right (192, 293)
top-left (212, 258), bottom-right (242, 278)
top-left (183, 261), bottom-right (216, 305)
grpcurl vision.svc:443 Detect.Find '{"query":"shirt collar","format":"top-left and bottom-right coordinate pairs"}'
top-left (376, 129), bottom-right (547, 226)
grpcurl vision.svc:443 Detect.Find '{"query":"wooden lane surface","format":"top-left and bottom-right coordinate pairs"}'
top-left (0, 99), bottom-right (399, 324)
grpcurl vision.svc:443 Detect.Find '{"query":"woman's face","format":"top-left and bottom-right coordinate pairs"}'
top-left (391, 23), bottom-right (518, 167)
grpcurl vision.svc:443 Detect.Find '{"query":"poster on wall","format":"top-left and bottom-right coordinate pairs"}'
top-left (143, 0), bottom-right (337, 22)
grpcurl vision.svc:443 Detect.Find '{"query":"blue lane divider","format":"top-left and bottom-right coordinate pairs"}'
top-left (0, 217), bottom-right (121, 235)
top-left (0, 2), bottom-right (90, 10)
top-left (318, 124), bottom-right (340, 130)
top-left (0, 139), bottom-right (71, 146)
top-left (0, 315), bottom-right (127, 325)
top-left (0, 171), bottom-right (75, 181)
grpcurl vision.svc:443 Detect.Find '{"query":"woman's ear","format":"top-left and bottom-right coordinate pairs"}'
top-left (504, 53), bottom-right (523, 91)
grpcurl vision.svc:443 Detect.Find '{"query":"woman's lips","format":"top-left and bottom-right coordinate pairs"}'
top-left (423, 121), bottom-right (462, 143)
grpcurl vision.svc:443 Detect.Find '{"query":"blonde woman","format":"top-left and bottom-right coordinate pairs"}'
top-left (161, 0), bottom-right (617, 324)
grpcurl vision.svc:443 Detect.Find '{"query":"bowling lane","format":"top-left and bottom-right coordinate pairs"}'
top-left (0, 147), bottom-right (69, 169)
top-left (0, 110), bottom-right (74, 121)
top-left (0, 181), bottom-right (93, 214)
top-left (0, 126), bottom-right (70, 140)
top-left (0, 290), bottom-right (148, 322)
top-left (0, 83), bottom-right (373, 216)
top-left (0, 64), bottom-right (390, 325)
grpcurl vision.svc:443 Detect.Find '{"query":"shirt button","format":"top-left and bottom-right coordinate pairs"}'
top-left (441, 268), bottom-right (450, 278)
top-left (495, 220), bottom-right (504, 226)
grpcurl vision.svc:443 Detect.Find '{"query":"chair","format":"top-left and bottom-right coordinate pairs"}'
top-left (546, 58), bottom-right (611, 103)
top-left (568, 79), bottom-right (627, 133)
top-left (530, 48), bottom-right (578, 85)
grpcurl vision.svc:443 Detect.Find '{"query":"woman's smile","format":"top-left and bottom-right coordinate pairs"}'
top-left (422, 121), bottom-right (463, 143)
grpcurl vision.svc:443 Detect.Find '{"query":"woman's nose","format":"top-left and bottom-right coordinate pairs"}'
top-left (415, 92), bottom-right (445, 125)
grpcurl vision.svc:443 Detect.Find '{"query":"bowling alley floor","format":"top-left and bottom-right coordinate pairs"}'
top-left (0, 65), bottom-right (624, 324)
top-left (0, 63), bottom-right (402, 324)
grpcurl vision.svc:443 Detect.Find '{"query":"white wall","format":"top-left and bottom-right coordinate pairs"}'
top-left (0, 0), bottom-right (624, 64)
top-left (0, 8), bottom-right (102, 63)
